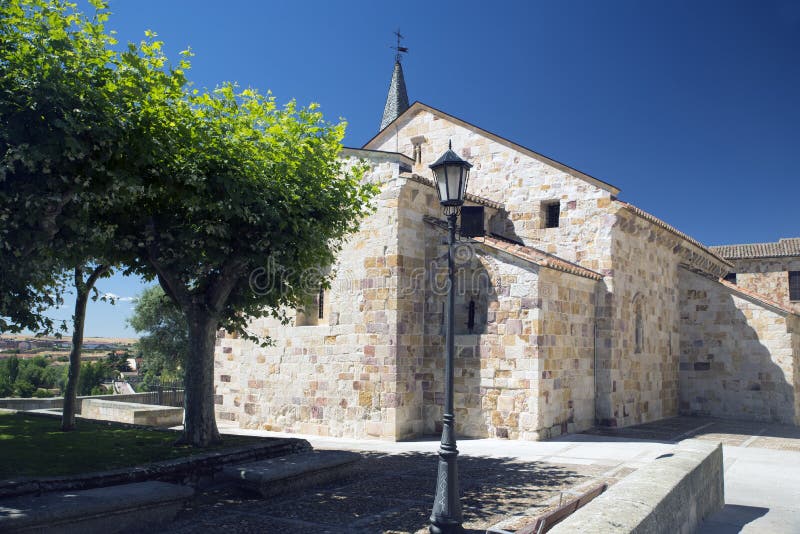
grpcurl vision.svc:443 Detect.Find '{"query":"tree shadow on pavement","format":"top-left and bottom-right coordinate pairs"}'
top-left (166, 450), bottom-right (599, 534)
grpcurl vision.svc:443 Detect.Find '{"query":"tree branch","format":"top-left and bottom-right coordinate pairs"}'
top-left (206, 256), bottom-right (247, 315)
top-left (85, 264), bottom-right (110, 290)
top-left (145, 218), bottom-right (191, 308)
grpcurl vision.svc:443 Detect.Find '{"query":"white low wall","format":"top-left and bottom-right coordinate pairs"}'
top-left (549, 439), bottom-right (724, 534)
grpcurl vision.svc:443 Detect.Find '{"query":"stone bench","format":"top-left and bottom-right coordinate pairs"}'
top-left (224, 450), bottom-right (361, 498)
top-left (0, 481), bottom-right (193, 533)
top-left (81, 399), bottom-right (183, 427)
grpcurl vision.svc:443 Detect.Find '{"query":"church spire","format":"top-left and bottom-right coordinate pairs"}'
top-left (380, 29), bottom-right (410, 131)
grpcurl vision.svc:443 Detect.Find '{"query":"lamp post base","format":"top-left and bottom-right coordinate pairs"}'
top-left (430, 413), bottom-right (463, 533)
top-left (430, 520), bottom-right (464, 534)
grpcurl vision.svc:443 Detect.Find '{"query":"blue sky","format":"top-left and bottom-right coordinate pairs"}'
top-left (39, 0), bottom-right (800, 337)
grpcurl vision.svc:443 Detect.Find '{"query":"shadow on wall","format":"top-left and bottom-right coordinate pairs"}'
top-left (593, 279), bottom-right (615, 426)
top-left (424, 247), bottom-right (501, 438)
top-left (680, 270), bottom-right (797, 425)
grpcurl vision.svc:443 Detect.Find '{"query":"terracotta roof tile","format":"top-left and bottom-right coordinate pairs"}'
top-left (710, 238), bottom-right (800, 259)
top-left (473, 235), bottom-right (603, 280)
top-left (614, 201), bottom-right (732, 268)
top-left (718, 278), bottom-right (799, 317)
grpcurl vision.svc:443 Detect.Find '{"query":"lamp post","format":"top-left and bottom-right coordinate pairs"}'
top-left (429, 141), bottom-right (472, 534)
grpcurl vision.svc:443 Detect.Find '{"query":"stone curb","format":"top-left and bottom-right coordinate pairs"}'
top-left (0, 435), bottom-right (311, 499)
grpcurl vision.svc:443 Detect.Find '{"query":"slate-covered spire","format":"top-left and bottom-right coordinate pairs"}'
top-left (380, 31), bottom-right (410, 131)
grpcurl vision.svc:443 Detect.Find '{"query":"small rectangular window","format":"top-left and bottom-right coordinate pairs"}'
top-left (318, 286), bottom-right (325, 319)
top-left (723, 272), bottom-right (737, 284)
top-left (544, 201), bottom-right (560, 228)
top-left (789, 271), bottom-right (800, 301)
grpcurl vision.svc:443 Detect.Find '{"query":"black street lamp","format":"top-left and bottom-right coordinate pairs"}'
top-left (429, 141), bottom-right (472, 534)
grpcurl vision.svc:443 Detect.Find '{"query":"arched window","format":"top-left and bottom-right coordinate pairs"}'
top-left (633, 294), bottom-right (644, 354)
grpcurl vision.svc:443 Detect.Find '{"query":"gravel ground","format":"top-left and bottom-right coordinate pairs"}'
top-left (164, 451), bottom-right (614, 533)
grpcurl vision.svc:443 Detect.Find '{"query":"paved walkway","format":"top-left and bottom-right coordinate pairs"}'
top-left (161, 423), bottom-right (679, 533)
top-left (163, 417), bottom-right (800, 533)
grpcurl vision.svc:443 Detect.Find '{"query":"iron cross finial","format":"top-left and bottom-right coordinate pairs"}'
top-left (391, 28), bottom-right (409, 62)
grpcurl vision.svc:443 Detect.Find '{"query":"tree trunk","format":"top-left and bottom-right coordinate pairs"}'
top-left (61, 265), bottom-right (108, 432)
top-left (179, 307), bottom-right (221, 447)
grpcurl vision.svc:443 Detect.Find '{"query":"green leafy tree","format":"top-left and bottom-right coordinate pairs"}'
top-left (105, 351), bottom-right (131, 373)
top-left (17, 360), bottom-right (45, 388)
top-left (0, 0), bottom-right (122, 331)
top-left (6, 355), bottom-right (20, 384)
top-left (2, 0), bottom-right (376, 446)
top-left (0, 0), bottom-right (178, 430)
top-left (128, 286), bottom-right (188, 379)
top-left (13, 379), bottom-right (36, 398)
top-left (116, 83), bottom-right (376, 446)
top-left (78, 360), bottom-right (112, 395)
top-left (0, 358), bottom-right (16, 396)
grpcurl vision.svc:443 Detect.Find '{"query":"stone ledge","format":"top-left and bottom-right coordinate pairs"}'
top-left (0, 481), bottom-right (193, 534)
top-left (548, 439), bottom-right (724, 534)
top-left (0, 436), bottom-right (311, 499)
top-left (224, 450), bottom-right (361, 498)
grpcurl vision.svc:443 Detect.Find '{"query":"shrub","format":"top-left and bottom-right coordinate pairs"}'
top-left (13, 379), bottom-right (35, 398)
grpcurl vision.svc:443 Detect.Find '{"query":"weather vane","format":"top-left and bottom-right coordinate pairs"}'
top-left (391, 28), bottom-right (408, 62)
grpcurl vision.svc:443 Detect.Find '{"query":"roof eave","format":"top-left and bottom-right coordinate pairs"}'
top-left (340, 147), bottom-right (415, 167)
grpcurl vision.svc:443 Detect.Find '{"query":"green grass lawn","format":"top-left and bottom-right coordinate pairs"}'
top-left (0, 411), bottom-right (262, 478)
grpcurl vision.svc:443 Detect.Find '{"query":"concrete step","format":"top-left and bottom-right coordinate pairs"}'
top-left (0, 480), bottom-right (193, 533)
top-left (223, 450), bottom-right (361, 498)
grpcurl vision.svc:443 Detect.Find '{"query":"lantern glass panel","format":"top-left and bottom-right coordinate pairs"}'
top-left (436, 169), bottom-right (449, 202)
top-left (459, 168), bottom-right (470, 200)
top-left (446, 166), bottom-right (462, 203)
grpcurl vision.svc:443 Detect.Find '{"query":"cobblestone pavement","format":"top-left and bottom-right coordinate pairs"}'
top-left (162, 416), bottom-right (800, 533)
top-left (582, 415), bottom-right (800, 451)
top-left (164, 451), bottom-right (620, 533)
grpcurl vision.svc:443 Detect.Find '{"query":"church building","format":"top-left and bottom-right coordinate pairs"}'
top-left (214, 57), bottom-right (800, 441)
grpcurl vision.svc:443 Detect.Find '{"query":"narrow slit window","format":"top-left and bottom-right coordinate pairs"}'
top-left (544, 202), bottom-right (560, 228)
top-left (318, 285), bottom-right (325, 319)
top-left (634, 296), bottom-right (644, 354)
top-left (789, 271), bottom-right (800, 301)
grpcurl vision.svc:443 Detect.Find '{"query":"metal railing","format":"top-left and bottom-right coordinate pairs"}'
top-left (137, 378), bottom-right (185, 407)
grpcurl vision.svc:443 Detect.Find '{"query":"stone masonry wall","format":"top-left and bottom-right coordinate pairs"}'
top-left (214, 160), bottom-right (410, 439)
top-left (679, 268), bottom-right (800, 424)
top-left (391, 176), bottom-right (450, 438)
top-left (420, 237), bottom-right (542, 440)
top-left (369, 108), bottom-right (616, 272)
top-left (729, 257), bottom-right (800, 314)
top-left (418, 214), bottom-right (597, 440)
top-left (597, 208), bottom-right (682, 428)
top-left (536, 268), bottom-right (597, 438)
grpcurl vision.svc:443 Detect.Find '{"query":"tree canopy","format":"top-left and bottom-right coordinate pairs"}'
top-left (1, 0), bottom-right (377, 446)
top-left (0, 0), bottom-right (156, 429)
top-left (0, 0), bottom-right (129, 333)
top-left (128, 285), bottom-right (188, 380)
top-left (114, 81), bottom-right (376, 445)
